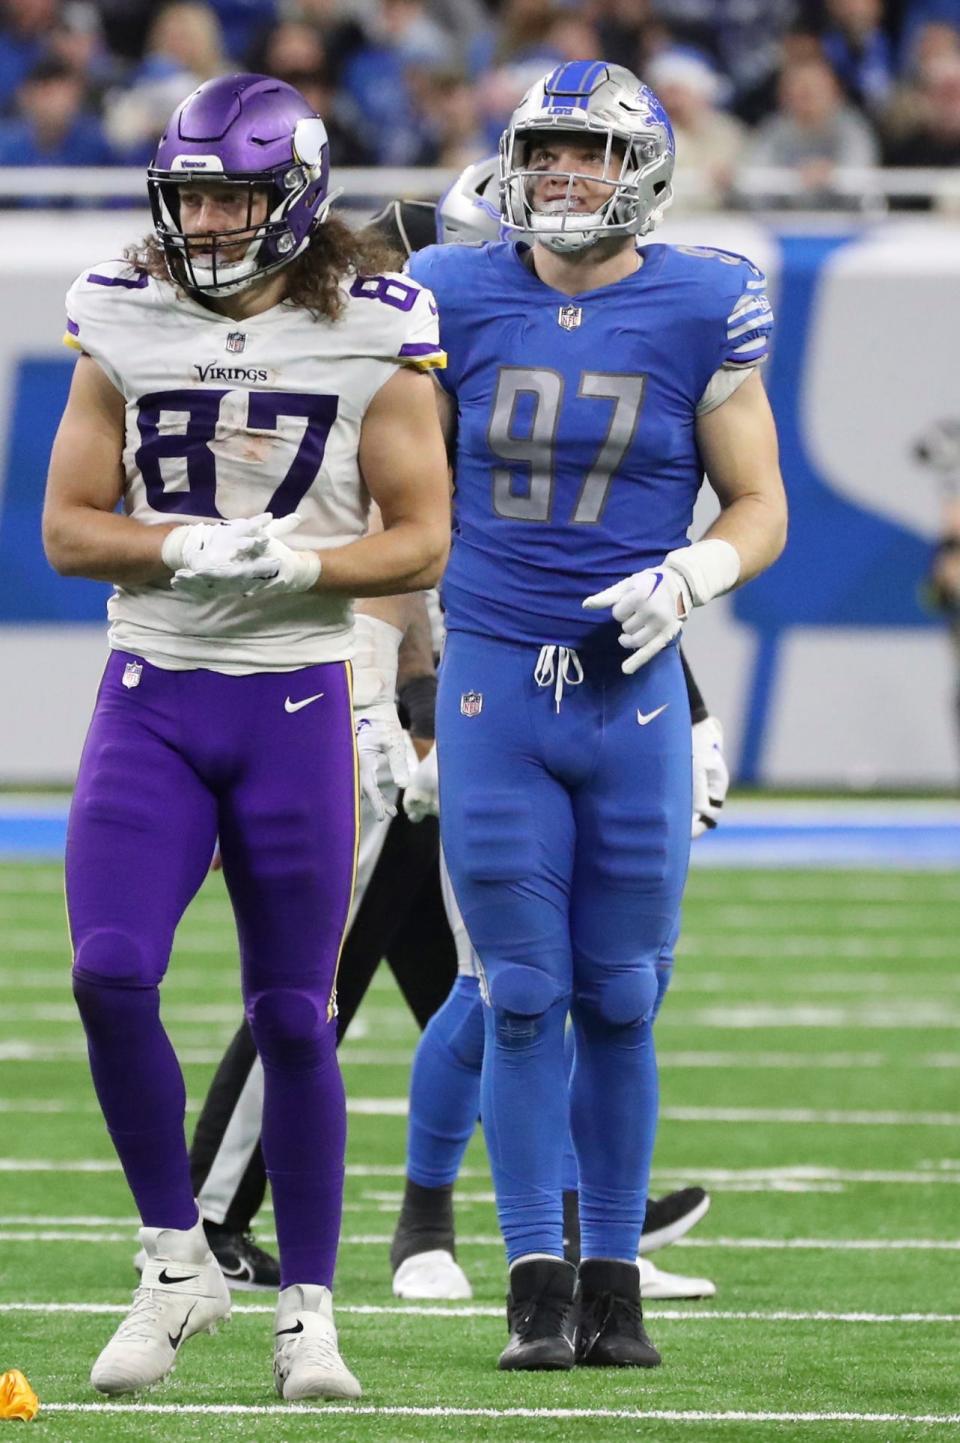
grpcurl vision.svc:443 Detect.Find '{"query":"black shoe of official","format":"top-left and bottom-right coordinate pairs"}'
top-left (203, 1222), bottom-right (280, 1291)
top-left (498, 1258), bottom-right (577, 1372)
top-left (576, 1259), bottom-right (662, 1368)
top-left (640, 1187), bottom-right (710, 1255)
top-left (390, 1180), bottom-right (457, 1272)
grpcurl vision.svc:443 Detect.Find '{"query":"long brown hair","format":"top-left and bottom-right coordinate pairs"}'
top-left (124, 215), bottom-right (403, 322)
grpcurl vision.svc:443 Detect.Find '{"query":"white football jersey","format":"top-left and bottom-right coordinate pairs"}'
top-left (64, 258), bottom-right (445, 673)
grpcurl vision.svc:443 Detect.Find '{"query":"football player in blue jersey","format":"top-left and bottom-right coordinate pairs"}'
top-left (406, 61), bottom-right (786, 1371)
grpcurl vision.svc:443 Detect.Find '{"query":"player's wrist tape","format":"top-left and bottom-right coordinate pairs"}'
top-left (283, 549), bottom-right (322, 591)
top-left (160, 526), bottom-right (189, 572)
top-left (664, 538), bottom-right (741, 608)
top-left (397, 674), bottom-right (438, 739)
top-left (350, 614), bottom-right (403, 710)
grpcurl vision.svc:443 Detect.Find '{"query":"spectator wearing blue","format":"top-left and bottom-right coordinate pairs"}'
top-left (48, 4), bottom-right (124, 110)
top-left (820, 0), bottom-right (895, 115)
top-left (203, 0), bottom-right (278, 64)
top-left (341, 0), bottom-right (456, 164)
top-left (0, 56), bottom-right (113, 166)
top-left (465, 0), bottom-right (563, 81)
top-left (0, 0), bottom-right (60, 112)
top-left (898, 0), bottom-right (960, 75)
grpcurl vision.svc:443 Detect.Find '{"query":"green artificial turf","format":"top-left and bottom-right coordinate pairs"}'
top-left (1, 863), bottom-right (959, 1442)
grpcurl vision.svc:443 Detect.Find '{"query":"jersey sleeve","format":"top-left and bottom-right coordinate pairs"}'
top-left (63, 260), bottom-right (149, 394)
top-left (717, 253), bottom-right (774, 371)
top-left (373, 270), bottom-right (445, 373)
top-left (405, 245), bottom-right (471, 396)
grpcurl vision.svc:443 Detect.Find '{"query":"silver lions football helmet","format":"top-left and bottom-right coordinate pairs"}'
top-left (436, 155), bottom-right (503, 244)
top-left (500, 60), bottom-right (675, 253)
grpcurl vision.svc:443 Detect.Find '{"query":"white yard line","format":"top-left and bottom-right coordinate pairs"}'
top-left (2, 1098), bottom-right (957, 1123)
top-left (2, 1302), bottom-right (959, 1325)
top-left (660, 1003), bottom-right (960, 1029)
top-left (1, 1231), bottom-right (958, 1250)
top-left (678, 937), bottom-right (958, 959)
top-left (31, 1403), bottom-right (960, 1425)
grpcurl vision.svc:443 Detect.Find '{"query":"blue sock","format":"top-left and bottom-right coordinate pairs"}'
top-left (482, 996), bottom-right (570, 1263)
top-left (570, 1007), bottom-right (658, 1262)
top-left (406, 975), bottom-right (485, 1188)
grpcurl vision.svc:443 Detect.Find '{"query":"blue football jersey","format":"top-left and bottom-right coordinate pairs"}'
top-left (407, 239), bottom-right (773, 649)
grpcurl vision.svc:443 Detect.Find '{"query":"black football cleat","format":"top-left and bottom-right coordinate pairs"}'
top-left (576, 1258), bottom-right (662, 1368)
top-left (639, 1187), bottom-right (710, 1255)
top-left (498, 1258), bottom-right (578, 1371)
top-left (203, 1224), bottom-right (280, 1291)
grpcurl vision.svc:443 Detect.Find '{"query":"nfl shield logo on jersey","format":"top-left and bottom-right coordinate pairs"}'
top-left (225, 331), bottom-right (246, 353)
top-left (122, 661), bottom-right (143, 690)
top-left (557, 305), bottom-right (582, 331)
top-left (460, 690), bottom-right (483, 717)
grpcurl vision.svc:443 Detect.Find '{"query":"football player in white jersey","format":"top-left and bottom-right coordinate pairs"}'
top-left (42, 72), bottom-right (449, 1401)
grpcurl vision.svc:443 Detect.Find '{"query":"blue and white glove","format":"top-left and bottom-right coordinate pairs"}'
top-left (582, 565), bottom-right (691, 674)
top-left (356, 702), bottom-right (410, 823)
top-left (582, 540), bottom-right (741, 675)
top-left (402, 744), bottom-right (439, 823)
top-left (692, 715), bottom-right (729, 838)
top-left (164, 514), bottom-right (274, 596)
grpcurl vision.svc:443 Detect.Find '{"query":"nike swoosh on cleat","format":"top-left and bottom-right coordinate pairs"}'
top-left (168, 1302), bottom-right (197, 1352)
top-left (284, 692), bottom-right (324, 713)
top-left (275, 1319), bottom-right (305, 1336)
top-left (158, 1269), bottom-right (200, 1285)
top-left (636, 704), bottom-right (669, 726)
top-left (218, 1260), bottom-right (254, 1281)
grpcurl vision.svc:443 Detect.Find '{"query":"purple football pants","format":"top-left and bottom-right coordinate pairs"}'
top-left (66, 650), bottom-right (358, 1288)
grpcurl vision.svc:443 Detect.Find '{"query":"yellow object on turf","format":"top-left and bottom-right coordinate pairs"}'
top-left (0, 1371), bottom-right (39, 1420)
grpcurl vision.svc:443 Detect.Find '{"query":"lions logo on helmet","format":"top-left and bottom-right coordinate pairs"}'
top-left (148, 73), bottom-right (339, 296)
top-left (499, 60), bottom-right (675, 253)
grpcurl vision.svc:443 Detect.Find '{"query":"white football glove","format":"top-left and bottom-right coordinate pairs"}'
top-left (238, 513), bottom-right (322, 597)
top-left (402, 744), bottom-right (439, 823)
top-left (164, 514), bottom-right (275, 596)
top-left (582, 564), bottom-right (691, 674)
top-left (691, 715), bottom-right (729, 838)
top-left (355, 702), bottom-right (410, 823)
top-left (583, 541), bottom-right (741, 675)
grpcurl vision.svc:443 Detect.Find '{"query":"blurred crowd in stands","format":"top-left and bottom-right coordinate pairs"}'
top-left (0, 0), bottom-right (959, 209)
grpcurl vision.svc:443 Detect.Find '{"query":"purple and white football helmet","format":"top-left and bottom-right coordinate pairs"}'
top-left (148, 73), bottom-right (336, 296)
top-left (500, 61), bottom-right (675, 253)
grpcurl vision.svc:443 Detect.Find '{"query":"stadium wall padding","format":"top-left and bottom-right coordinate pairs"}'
top-left (0, 211), bottom-right (955, 785)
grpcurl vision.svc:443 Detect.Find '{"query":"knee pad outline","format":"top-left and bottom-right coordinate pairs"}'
top-left (575, 968), bottom-right (658, 1028)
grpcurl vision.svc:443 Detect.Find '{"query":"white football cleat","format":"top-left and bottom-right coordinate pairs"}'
top-left (638, 1253), bottom-right (716, 1300)
top-left (392, 1249), bottom-right (473, 1300)
top-left (91, 1216), bottom-right (230, 1394)
top-left (273, 1284), bottom-right (361, 1401)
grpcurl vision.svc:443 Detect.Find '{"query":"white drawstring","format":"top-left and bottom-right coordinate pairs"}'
top-left (534, 645), bottom-right (584, 713)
